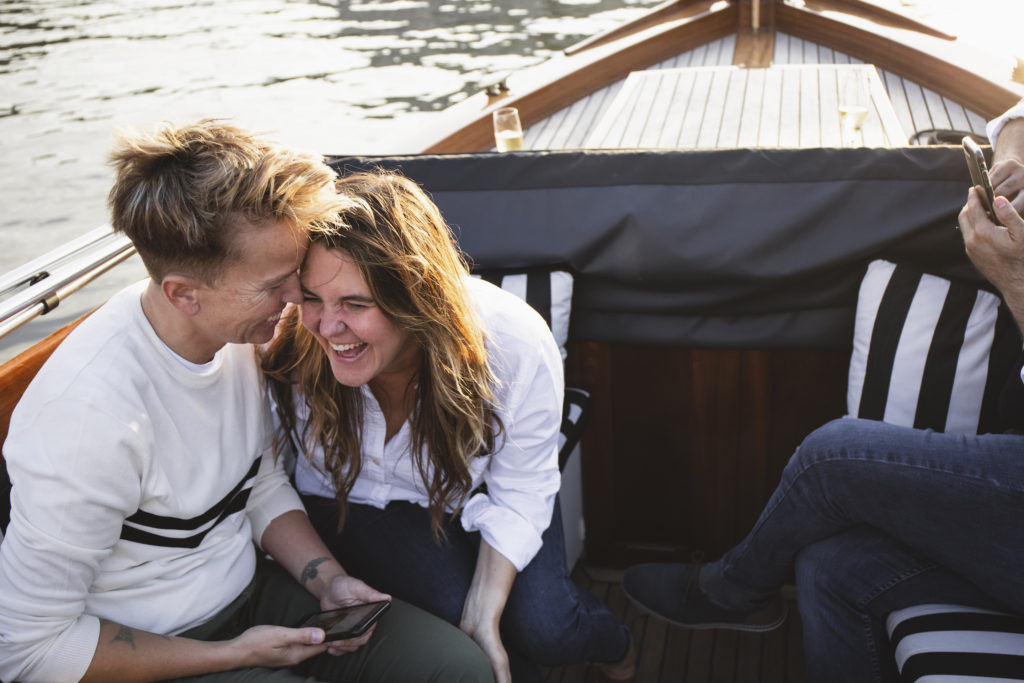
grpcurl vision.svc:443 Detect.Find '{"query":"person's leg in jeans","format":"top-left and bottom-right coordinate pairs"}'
top-left (625, 417), bottom-right (1024, 626)
top-left (794, 526), bottom-right (1006, 683)
top-left (701, 418), bottom-right (1024, 613)
top-left (304, 496), bottom-right (629, 679)
top-left (499, 499), bottom-right (631, 668)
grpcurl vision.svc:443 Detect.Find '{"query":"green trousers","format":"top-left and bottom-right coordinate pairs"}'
top-left (166, 558), bottom-right (494, 682)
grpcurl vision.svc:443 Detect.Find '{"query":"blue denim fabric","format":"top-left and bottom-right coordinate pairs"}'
top-left (699, 417), bottom-right (1024, 681)
top-left (795, 526), bottom-right (1005, 682)
top-left (302, 495), bottom-right (629, 680)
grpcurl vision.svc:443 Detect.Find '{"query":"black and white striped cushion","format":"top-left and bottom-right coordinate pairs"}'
top-left (473, 268), bottom-right (573, 360)
top-left (887, 604), bottom-right (1024, 681)
top-left (847, 260), bottom-right (1021, 434)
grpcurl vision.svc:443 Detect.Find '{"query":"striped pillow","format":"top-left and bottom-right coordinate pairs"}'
top-left (847, 260), bottom-right (1021, 434)
top-left (473, 268), bottom-right (574, 360)
top-left (886, 604), bottom-right (1024, 681)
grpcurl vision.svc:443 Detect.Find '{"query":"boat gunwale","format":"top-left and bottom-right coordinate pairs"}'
top-left (413, 0), bottom-right (1023, 154)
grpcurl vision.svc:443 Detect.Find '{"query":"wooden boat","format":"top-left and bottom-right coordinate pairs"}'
top-left (412, 0), bottom-right (1023, 154)
top-left (2, 2), bottom-right (1023, 681)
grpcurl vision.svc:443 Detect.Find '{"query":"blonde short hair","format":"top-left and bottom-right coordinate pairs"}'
top-left (107, 119), bottom-right (344, 282)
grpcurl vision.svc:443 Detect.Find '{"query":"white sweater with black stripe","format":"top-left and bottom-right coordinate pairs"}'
top-left (0, 280), bottom-right (303, 683)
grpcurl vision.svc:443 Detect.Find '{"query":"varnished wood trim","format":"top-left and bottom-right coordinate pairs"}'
top-left (778, 2), bottom-right (1021, 119)
top-left (733, 27), bottom-right (775, 67)
top-left (805, 0), bottom-right (955, 40)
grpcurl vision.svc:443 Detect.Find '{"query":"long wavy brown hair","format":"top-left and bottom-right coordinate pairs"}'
top-left (263, 170), bottom-right (502, 538)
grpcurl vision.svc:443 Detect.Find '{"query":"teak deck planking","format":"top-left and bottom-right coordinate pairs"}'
top-left (541, 565), bottom-right (806, 683)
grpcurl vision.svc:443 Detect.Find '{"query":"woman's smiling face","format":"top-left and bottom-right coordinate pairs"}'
top-left (299, 243), bottom-right (420, 390)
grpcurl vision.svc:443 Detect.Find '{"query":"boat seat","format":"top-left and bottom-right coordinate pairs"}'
top-left (887, 604), bottom-right (1024, 681)
top-left (847, 260), bottom-right (1024, 681)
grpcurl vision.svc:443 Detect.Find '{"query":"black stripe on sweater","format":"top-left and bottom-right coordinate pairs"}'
top-left (124, 458), bottom-right (260, 531)
top-left (119, 458), bottom-right (260, 548)
top-left (119, 489), bottom-right (252, 549)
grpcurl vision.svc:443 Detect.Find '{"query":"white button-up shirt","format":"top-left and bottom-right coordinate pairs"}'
top-left (295, 276), bottom-right (564, 571)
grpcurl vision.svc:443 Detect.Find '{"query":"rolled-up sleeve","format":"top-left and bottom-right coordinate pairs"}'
top-left (986, 98), bottom-right (1024, 146)
top-left (246, 444), bottom-right (304, 547)
top-left (460, 311), bottom-right (564, 571)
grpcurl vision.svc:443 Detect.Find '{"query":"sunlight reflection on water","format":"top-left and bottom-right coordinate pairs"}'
top-left (0, 0), bottom-right (660, 357)
top-left (0, 0), bottom-right (659, 260)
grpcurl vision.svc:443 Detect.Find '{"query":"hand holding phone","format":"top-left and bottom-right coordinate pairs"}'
top-left (297, 600), bottom-right (391, 641)
top-left (962, 136), bottom-right (1001, 226)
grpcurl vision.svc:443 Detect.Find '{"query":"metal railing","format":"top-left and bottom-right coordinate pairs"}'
top-left (0, 225), bottom-right (136, 339)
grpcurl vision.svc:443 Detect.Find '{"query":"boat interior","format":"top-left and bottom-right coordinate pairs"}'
top-left (2, 1), bottom-right (1024, 681)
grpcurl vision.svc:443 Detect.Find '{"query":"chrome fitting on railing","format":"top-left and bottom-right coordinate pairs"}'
top-left (0, 224), bottom-right (136, 338)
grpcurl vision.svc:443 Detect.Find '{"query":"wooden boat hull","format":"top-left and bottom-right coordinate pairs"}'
top-left (412, 0), bottom-right (1023, 154)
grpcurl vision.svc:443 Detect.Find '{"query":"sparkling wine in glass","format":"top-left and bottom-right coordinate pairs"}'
top-left (839, 71), bottom-right (869, 146)
top-left (493, 107), bottom-right (524, 152)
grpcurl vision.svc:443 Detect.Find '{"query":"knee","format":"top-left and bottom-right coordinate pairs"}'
top-left (786, 417), bottom-right (885, 477)
top-left (436, 642), bottom-right (494, 683)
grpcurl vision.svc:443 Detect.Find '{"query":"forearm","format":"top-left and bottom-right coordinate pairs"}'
top-left (81, 620), bottom-right (236, 683)
top-left (260, 509), bottom-right (346, 600)
top-left (461, 540), bottom-right (517, 632)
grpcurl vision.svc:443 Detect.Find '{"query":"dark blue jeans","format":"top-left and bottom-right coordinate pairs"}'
top-left (303, 495), bottom-right (629, 681)
top-left (699, 417), bottom-right (1024, 682)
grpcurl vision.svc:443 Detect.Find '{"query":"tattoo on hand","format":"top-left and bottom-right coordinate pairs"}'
top-left (301, 556), bottom-right (331, 588)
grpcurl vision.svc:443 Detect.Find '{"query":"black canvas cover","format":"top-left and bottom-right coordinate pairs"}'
top-left (328, 147), bottom-right (981, 349)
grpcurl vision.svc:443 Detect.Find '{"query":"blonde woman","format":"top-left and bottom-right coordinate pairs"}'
top-left (263, 171), bottom-right (634, 683)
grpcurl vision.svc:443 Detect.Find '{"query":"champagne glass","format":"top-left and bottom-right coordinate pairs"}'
top-left (839, 71), bottom-right (869, 146)
top-left (493, 107), bottom-right (524, 152)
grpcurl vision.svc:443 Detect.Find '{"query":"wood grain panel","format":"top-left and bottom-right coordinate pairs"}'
top-left (567, 342), bottom-right (849, 566)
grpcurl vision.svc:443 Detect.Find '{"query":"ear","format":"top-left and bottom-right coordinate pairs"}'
top-left (161, 274), bottom-right (202, 316)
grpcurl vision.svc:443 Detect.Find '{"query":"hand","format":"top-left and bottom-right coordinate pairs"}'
top-left (959, 188), bottom-right (1024, 285)
top-left (319, 574), bottom-right (391, 657)
top-left (459, 611), bottom-right (511, 683)
top-left (990, 158), bottom-right (1024, 215)
top-left (959, 188), bottom-right (1024, 333)
top-left (228, 624), bottom-right (329, 669)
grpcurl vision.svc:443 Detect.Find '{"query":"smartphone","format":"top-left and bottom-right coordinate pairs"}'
top-left (297, 600), bottom-right (391, 641)
top-left (962, 136), bottom-right (1000, 225)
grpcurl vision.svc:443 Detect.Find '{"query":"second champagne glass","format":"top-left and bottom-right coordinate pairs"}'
top-left (839, 71), bottom-right (869, 146)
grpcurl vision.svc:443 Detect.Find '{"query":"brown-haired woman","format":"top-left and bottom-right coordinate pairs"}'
top-left (263, 171), bottom-right (634, 683)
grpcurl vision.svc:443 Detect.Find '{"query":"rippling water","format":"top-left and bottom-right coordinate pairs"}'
top-left (0, 0), bottom-right (660, 262)
top-left (0, 0), bottom-right (660, 357)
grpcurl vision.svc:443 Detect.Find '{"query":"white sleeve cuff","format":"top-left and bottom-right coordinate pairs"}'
top-left (248, 484), bottom-right (305, 547)
top-left (0, 612), bottom-right (100, 683)
top-left (461, 492), bottom-right (545, 571)
top-left (986, 99), bottom-right (1024, 146)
